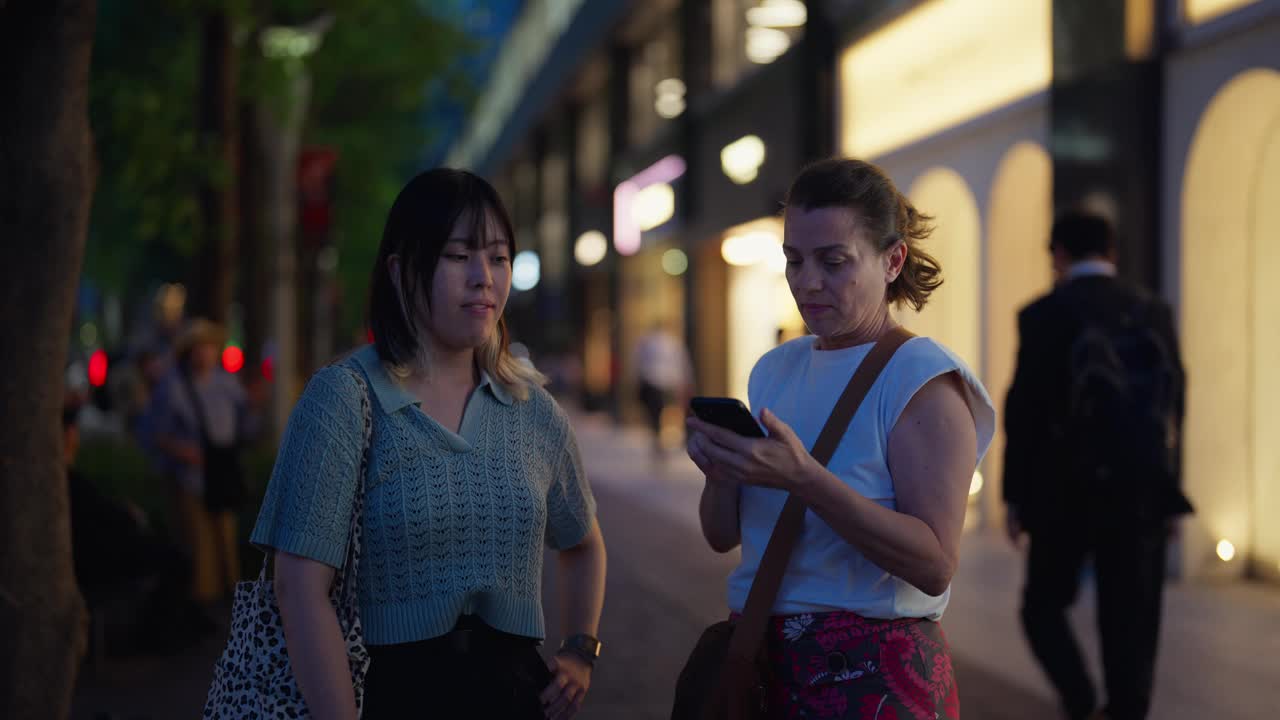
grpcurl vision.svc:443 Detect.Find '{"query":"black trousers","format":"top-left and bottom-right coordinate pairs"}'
top-left (638, 381), bottom-right (669, 438)
top-left (1020, 524), bottom-right (1167, 720)
top-left (362, 616), bottom-right (552, 720)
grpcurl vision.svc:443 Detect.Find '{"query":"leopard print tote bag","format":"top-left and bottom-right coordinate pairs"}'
top-left (202, 365), bottom-right (373, 719)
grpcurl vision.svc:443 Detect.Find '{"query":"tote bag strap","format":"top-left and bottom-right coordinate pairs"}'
top-left (255, 363), bottom-right (374, 595)
top-left (333, 365), bottom-right (373, 602)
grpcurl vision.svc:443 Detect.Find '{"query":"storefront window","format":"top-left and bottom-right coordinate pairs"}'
top-left (839, 0), bottom-right (1050, 159)
top-left (513, 157), bottom-right (538, 244)
top-left (712, 0), bottom-right (807, 89)
top-left (1179, 68), bottom-right (1280, 579)
top-left (719, 216), bottom-right (804, 401)
top-left (539, 148), bottom-right (568, 286)
top-left (575, 95), bottom-right (609, 193)
top-left (629, 21), bottom-right (683, 146)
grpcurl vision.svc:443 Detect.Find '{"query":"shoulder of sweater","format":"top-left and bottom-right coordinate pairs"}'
top-left (513, 383), bottom-right (575, 439)
top-left (298, 363), bottom-right (365, 417)
top-left (519, 383), bottom-right (567, 420)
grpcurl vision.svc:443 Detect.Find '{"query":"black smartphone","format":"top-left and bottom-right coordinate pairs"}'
top-left (689, 396), bottom-right (766, 438)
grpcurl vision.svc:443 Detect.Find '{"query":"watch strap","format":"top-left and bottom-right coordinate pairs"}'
top-left (558, 633), bottom-right (602, 665)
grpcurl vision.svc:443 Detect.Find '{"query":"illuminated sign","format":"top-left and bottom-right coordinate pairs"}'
top-left (839, 0), bottom-right (1052, 159)
top-left (632, 183), bottom-right (675, 231)
top-left (613, 155), bottom-right (686, 256)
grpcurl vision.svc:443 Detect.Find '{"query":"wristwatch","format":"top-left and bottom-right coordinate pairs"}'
top-left (557, 633), bottom-right (602, 666)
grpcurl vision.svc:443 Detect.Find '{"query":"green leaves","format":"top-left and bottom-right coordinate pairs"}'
top-left (87, 0), bottom-right (470, 335)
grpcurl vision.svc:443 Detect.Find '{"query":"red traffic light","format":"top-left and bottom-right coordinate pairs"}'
top-left (88, 350), bottom-right (108, 388)
top-left (222, 345), bottom-right (245, 374)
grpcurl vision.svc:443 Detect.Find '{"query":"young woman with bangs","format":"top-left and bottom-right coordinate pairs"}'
top-left (251, 168), bottom-right (607, 720)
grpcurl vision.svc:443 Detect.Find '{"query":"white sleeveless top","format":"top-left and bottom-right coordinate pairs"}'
top-left (726, 335), bottom-right (996, 620)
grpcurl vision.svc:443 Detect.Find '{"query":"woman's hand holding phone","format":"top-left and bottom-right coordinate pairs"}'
top-left (686, 425), bottom-right (737, 488)
top-left (686, 407), bottom-right (821, 495)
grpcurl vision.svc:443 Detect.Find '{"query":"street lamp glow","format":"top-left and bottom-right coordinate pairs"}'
top-left (1216, 539), bottom-right (1236, 562)
top-left (721, 230), bottom-right (781, 267)
top-left (655, 78), bottom-right (687, 119)
top-left (662, 249), bottom-right (689, 276)
top-left (721, 135), bottom-right (767, 184)
top-left (262, 27), bottom-right (322, 59)
top-left (632, 182), bottom-right (676, 231)
top-left (574, 231), bottom-right (608, 267)
top-left (747, 0), bottom-right (807, 28)
top-left (512, 250), bottom-right (541, 291)
top-left (746, 26), bottom-right (791, 64)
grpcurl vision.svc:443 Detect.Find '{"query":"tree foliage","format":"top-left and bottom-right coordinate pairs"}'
top-left (302, 2), bottom-right (468, 333)
top-left (88, 1), bottom-right (210, 293)
top-left (87, 0), bottom-right (469, 336)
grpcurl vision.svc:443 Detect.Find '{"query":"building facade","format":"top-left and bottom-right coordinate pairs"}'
top-left (445, 0), bottom-right (1280, 582)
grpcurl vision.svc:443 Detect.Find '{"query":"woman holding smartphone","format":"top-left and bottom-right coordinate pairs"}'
top-left (251, 168), bottom-right (606, 720)
top-left (687, 158), bottom-right (995, 719)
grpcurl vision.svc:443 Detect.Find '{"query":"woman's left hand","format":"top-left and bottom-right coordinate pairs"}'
top-left (686, 408), bottom-right (819, 492)
top-left (541, 652), bottom-right (591, 719)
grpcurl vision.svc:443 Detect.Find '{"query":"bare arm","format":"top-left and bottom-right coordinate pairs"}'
top-left (688, 425), bottom-right (742, 552)
top-left (798, 373), bottom-right (976, 596)
top-left (274, 551), bottom-right (357, 720)
top-left (698, 481), bottom-right (741, 553)
top-left (555, 518), bottom-right (607, 638)
top-left (686, 373), bottom-right (977, 597)
top-left (543, 519), bottom-right (607, 720)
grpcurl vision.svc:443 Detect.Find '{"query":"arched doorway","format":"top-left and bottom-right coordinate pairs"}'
top-left (1181, 68), bottom-right (1280, 579)
top-left (903, 168), bottom-right (982, 372)
top-left (982, 142), bottom-right (1053, 527)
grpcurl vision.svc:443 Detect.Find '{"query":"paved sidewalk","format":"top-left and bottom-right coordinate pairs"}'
top-left (569, 410), bottom-right (1280, 720)
top-left (70, 408), bottom-right (1280, 719)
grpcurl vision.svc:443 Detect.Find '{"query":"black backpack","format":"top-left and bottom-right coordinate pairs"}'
top-left (1067, 300), bottom-right (1179, 498)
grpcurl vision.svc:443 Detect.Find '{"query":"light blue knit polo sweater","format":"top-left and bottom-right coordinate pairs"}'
top-left (250, 345), bottom-right (595, 645)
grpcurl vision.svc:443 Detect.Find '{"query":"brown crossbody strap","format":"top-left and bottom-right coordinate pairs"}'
top-left (726, 326), bottom-right (914, 664)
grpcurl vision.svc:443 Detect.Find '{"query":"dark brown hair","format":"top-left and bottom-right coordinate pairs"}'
top-left (368, 168), bottom-right (543, 399)
top-left (1050, 210), bottom-right (1116, 261)
top-left (784, 158), bottom-right (943, 311)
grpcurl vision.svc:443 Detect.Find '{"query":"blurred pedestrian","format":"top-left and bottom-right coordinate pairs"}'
top-left (64, 394), bottom-right (213, 655)
top-left (250, 168), bottom-right (606, 720)
top-left (633, 320), bottom-right (693, 461)
top-left (1003, 211), bottom-right (1193, 720)
top-left (111, 346), bottom-right (168, 460)
top-left (684, 158), bottom-right (995, 719)
top-left (151, 318), bottom-right (248, 604)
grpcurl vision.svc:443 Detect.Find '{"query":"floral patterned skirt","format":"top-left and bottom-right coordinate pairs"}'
top-left (753, 610), bottom-right (960, 720)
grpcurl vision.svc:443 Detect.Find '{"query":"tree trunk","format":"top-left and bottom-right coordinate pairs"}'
top-left (257, 69), bottom-right (312, 437)
top-left (0, 2), bottom-right (96, 717)
top-left (191, 11), bottom-right (240, 324)
top-left (239, 97), bottom-right (269, 373)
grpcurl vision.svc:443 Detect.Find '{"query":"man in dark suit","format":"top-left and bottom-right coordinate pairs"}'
top-left (1003, 211), bottom-right (1193, 720)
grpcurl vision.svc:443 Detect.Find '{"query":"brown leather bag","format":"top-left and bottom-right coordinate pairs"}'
top-left (670, 327), bottom-right (914, 720)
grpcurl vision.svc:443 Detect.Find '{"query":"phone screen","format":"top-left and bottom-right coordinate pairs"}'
top-left (689, 397), bottom-right (766, 438)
